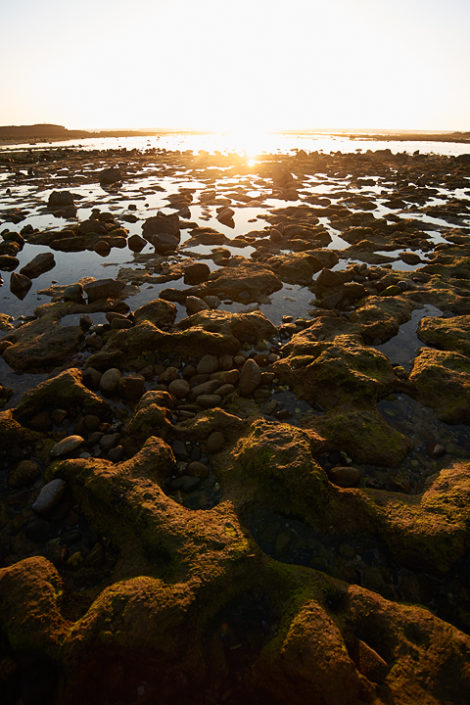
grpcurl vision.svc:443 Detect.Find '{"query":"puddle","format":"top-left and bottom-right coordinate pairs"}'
top-left (374, 305), bottom-right (442, 370)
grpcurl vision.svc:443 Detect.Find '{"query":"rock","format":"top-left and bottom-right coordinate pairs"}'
top-left (418, 315), bottom-right (470, 357)
top-left (110, 317), bottom-right (132, 330)
top-left (94, 240), bottom-right (111, 256)
top-left (32, 478), bottom-right (66, 514)
top-left (99, 167), bottom-right (122, 185)
top-left (218, 354), bottom-right (233, 370)
top-left (50, 435), bottom-right (85, 457)
top-left (100, 433), bottom-right (120, 451)
top-left (186, 461), bottom-right (209, 478)
top-left (158, 366), bottom-right (179, 384)
top-left (273, 252), bottom-right (323, 285)
top-left (0, 313), bottom-right (14, 331)
top-left (3, 315), bottom-right (84, 373)
top-left (14, 368), bottom-right (109, 425)
top-left (206, 430), bottom-right (224, 454)
top-left (353, 639), bottom-right (389, 683)
top-left (128, 234), bottom-right (146, 252)
top-left (273, 316), bottom-right (396, 409)
top-left (400, 251), bottom-right (422, 265)
top-left (196, 394), bottom-right (222, 408)
top-left (10, 271), bottom-right (31, 299)
top-left (216, 206), bottom-right (235, 226)
top-left (0, 254), bottom-right (19, 270)
top-left (0, 383), bottom-right (12, 408)
top-left (133, 298), bottom-right (177, 327)
top-left (170, 475), bottom-right (201, 491)
top-left (214, 383), bottom-right (235, 397)
top-left (381, 285), bottom-right (402, 297)
top-left (409, 348), bottom-right (470, 424)
top-left (48, 191), bottom-right (75, 207)
top-left (184, 262), bottom-right (211, 285)
top-left (204, 295), bottom-right (221, 309)
top-left (238, 358), bottom-right (262, 396)
top-left (147, 231), bottom-right (180, 254)
top-left (8, 459), bottom-right (41, 488)
top-left (316, 268), bottom-right (344, 288)
top-left (119, 374), bottom-right (145, 401)
top-left (30, 410), bottom-right (52, 432)
top-left (197, 354), bottom-right (219, 375)
top-left (327, 465), bottom-right (361, 487)
top-left (84, 278), bottom-right (125, 303)
top-left (313, 409), bottom-right (411, 467)
top-left (20, 252), bottom-right (55, 279)
top-left (142, 212), bottom-right (180, 237)
top-left (100, 368), bottom-right (122, 393)
top-left (108, 445), bottom-right (124, 462)
top-left (63, 283), bottom-right (84, 303)
top-left (168, 379), bottom-right (190, 399)
top-left (201, 262), bottom-right (282, 304)
top-left (186, 296), bottom-right (209, 314)
top-left (178, 310), bottom-right (277, 345)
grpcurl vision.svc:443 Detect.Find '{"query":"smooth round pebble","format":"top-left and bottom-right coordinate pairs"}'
top-left (32, 478), bottom-right (66, 514)
top-left (169, 378), bottom-right (190, 398)
top-left (50, 435), bottom-right (84, 457)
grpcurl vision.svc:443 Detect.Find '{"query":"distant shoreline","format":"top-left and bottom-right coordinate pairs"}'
top-left (0, 124), bottom-right (469, 146)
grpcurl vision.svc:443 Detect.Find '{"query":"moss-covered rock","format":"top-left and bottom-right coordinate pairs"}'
top-left (0, 409), bottom-right (45, 462)
top-left (274, 317), bottom-right (397, 409)
top-left (123, 392), bottom-right (174, 452)
top-left (133, 298), bottom-right (177, 327)
top-left (409, 348), bottom-right (470, 423)
top-left (312, 408), bottom-right (412, 466)
top-left (3, 315), bottom-right (83, 372)
top-left (0, 313), bottom-right (13, 331)
top-left (87, 321), bottom-right (240, 371)
top-left (0, 556), bottom-right (69, 656)
top-left (418, 314), bottom-right (470, 356)
top-left (374, 461), bottom-right (470, 573)
top-left (194, 261), bottom-right (282, 303)
top-left (352, 295), bottom-right (414, 343)
top-left (14, 368), bottom-right (109, 427)
top-left (177, 309), bottom-right (277, 344)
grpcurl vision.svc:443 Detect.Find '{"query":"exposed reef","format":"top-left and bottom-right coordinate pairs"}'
top-left (0, 143), bottom-right (470, 703)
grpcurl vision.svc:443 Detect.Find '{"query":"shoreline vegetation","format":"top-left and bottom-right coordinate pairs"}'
top-left (0, 123), bottom-right (469, 145)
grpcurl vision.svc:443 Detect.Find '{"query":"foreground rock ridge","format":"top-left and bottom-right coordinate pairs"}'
top-left (0, 143), bottom-right (469, 704)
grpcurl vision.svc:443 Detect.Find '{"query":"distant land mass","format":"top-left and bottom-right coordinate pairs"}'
top-left (0, 123), bottom-right (469, 144)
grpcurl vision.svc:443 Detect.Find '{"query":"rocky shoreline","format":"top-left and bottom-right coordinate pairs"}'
top-left (0, 144), bottom-right (470, 704)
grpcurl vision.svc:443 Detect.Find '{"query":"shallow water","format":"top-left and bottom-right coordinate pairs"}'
top-left (3, 132), bottom-right (469, 157)
top-left (375, 305), bottom-right (443, 370)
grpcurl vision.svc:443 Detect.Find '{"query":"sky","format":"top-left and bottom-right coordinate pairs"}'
top-left (1, 0), bottom-right (469, 131)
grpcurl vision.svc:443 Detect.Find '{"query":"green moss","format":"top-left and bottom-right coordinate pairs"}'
top-left (418, 315), bottom-right (470, 356)
top-left (313, 408), bottom-right (412, 467)
top-left (410, 348), bottom-right (470, 423)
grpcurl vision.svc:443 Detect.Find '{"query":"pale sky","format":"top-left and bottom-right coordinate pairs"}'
top-left (1, 0), bottom-right (469, 131)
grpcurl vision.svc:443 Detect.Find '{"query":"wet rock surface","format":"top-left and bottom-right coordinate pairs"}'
top-left (0, 142), bottom-right (470, 703)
